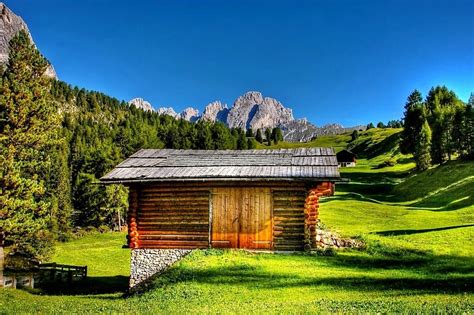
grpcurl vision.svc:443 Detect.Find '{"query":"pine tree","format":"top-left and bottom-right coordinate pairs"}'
top-left (265, 128), bottom-right (272, 146)
top-left (255, 129), bottom-right (263, 143)
top-left (366, 122), bottom-right (374, 129)
top-left (351, 130), bottom-right (359, 141)
top-left (271, 127), bottom-right (283, 144)
top-left (462, 95), bottom-right (474, 158)
top-left (247, 138), bottom-right (257, 149)
top-left (401, 90), bottom-right (424, 155)
top-left (237, 131), bottom-right (248, 150)
top-left (414, 119), bottom-right (432, 171)
top-left (377, 122), bottom-right (385, 128)
top-left (245, 128), bottom-right (254, 138)
top-left (0, 31), bottom-right (62, 261)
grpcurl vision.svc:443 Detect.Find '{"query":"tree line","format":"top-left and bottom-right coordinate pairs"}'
top-left (401, 87), bottom-right (473, 170)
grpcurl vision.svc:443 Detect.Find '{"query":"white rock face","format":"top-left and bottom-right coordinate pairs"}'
top-left (128, 98), bottom-right (154, 112)
top-left (180, 107), bottom-right (200, 122)
top-left (0, 3), bottom-right (56, 78)
top-left (201, 101), bottom-right (229, 122)
top-left (227, 91), bottom-right (294, 130)
top-left (156, 107), bottom-right (178, 118)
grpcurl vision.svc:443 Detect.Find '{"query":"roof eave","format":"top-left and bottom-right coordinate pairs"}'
top-left (99, 176), bottom-right (341, 185)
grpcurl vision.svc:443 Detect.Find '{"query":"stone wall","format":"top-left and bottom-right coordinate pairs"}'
top-left (130, 249), bottom-right (191, 290)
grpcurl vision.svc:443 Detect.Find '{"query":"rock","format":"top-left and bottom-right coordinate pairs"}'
top-left (0, 3), bottom-right (56, 79)
top-left (128, 98), bottom-right (154, 112)
top-left (180, 107), bottom-right (199, 122)
top-left (201, 101), bottom-right (229, 122)
top-left (227, 91), bottom-right (294, 130)
top-left (156, 107), bottom-right (178, 118)
top-left (130, 249), bottom-right (191, 290)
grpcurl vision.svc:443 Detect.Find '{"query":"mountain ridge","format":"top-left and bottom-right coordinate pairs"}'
top-left (128, 91), bottom-right (365, 142)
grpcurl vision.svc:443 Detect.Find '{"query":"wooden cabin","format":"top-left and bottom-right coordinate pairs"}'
top-left (101, 148), bottom-right (340, 251)
top-left (336, 149), bottom-right (357, 167)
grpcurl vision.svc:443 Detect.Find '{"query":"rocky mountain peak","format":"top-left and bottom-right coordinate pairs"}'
top-left (180, 107), bottom-right (200, 122)
top-left (227, 91), bottom-right (294, 130)
top-left (0, 3), bottom-right (57, 78)
top-left (156, 107), bottom-right (178, 118)
top-left (128, 98), bottom-right (153, 112)
top-left (202, 101), bottom-right (229, 122)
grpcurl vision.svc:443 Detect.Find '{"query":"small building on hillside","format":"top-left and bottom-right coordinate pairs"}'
top-left (101, 148), bottom-right (340, 289)
top-left (336, 149), bottom-right (357, 167)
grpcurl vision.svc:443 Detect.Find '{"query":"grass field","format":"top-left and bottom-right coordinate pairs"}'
top-left (1, 129), bottom-right (472, 313)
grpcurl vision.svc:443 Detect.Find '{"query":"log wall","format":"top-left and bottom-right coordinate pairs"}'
top-left (135, 185), bottom-right (210, 249)
top-left (273, 188), bottom-right (307, 251)
top-left (128, 181), bottom-right (330, 250)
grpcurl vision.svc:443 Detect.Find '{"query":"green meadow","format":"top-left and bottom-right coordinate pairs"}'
top-left (1, 129), bottom-right (472, 313)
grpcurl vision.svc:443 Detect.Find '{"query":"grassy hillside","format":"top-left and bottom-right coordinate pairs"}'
top-left (1, 128), bottom-right (472, 313)
top-left (258, 128), bottom-right (415, 174)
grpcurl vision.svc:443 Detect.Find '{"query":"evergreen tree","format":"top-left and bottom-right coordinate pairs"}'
top-left (247, 138), bottom-right (257, 149)
top-left (196, 121), bottom-right (213, 150)
top-left (255, 129), bottom-right (263, 143)
top-left (366, 122), bottom-right (374, 129)
top-left (245, 128), bottom-right (254, 138)
top-left (401, 90), bottom-right (424, 155)
top-left (414, 119), bottom-right (432, 171)
top-left (0, 31), bottom-right (61, 261)
top-left (237, 131), bottom-right (248, 150)
top-left (461, 95), bottom-right (474, 158)
top-left (377, 122), bottom-right (385, 128)
top-left (265, 128), bottom-right (272, 146)
top-left (351, 130), bottom-right (359, 141)
top-left (271, 127), bottom-right (283, 144)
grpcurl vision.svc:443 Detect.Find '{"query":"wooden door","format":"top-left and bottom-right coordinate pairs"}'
top-left (211, 187), bottom-right (272, 249)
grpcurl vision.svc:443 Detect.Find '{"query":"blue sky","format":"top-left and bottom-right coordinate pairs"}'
top-left (8, 0), bottom-right (474, 126)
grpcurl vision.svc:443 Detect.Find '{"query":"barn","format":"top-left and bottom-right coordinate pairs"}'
top-left (336, 149), bottom-right (357, 167)
top-left (101, 148), bottom-right (340, 288)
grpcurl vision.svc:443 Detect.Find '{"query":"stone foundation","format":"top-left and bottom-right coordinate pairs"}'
top-left (315, 223), bottom-right (364, 249)
top-left (130, 249), bottom-right (191, 289)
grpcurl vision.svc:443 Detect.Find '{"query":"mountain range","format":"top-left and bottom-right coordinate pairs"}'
top-left (1, 2), bottom-right (364, 143)
top-left (129, 92), bottom-right (365, 142)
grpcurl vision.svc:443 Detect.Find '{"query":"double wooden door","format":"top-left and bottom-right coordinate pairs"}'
top-left (211, 187), bottom-right (273, 249)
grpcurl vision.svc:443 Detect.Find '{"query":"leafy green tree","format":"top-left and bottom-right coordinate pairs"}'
top-left (377, 122), bottom-right (385, 128)
top-left (425, 86), bottom-right (463, 163)
top-left (414, 119), bottom-right (432, 171)
top-left (0, 31), bottom-right (61, 261)
top-left (255, 129), bottom-right (263, 143)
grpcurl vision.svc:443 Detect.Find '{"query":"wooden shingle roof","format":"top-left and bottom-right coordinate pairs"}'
top-left (100, 148), bottom-right (340, 183)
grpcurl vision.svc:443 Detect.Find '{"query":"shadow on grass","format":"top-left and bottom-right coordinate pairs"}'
top-left (127, 249), bottom-right (474, 296)
top-left (35, 249), bottom-right (474, 298)
top-left (374, 224), bottom-right (474, 236)
top-left (36, 275), bottom-right (128, 296)
top-left (142, 257), bottom-right (473, 295)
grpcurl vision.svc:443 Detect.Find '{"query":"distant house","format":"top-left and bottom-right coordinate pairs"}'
top-left (101, 148), bottom-right (340, 288)
top-left (336, 149), bottom-right (357, 167)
